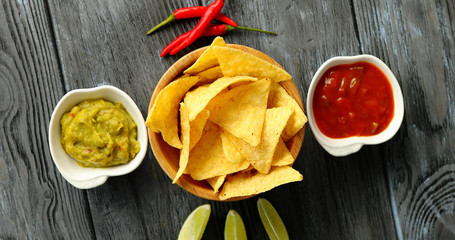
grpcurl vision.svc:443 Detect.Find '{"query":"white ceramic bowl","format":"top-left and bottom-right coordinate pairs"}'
top-left (306, 55), bottom-right (404, 157)
top-left (48, 85), bottom-right (148, 189)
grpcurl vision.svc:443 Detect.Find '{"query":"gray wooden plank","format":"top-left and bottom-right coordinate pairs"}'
top-left (140, 0), bottom-right (397, 239)
top-left (44, 0), bottom-right (190, 239)
top-left (44, 0), bottom-right (408, 239)
top-left (227, 0), bottom-right (398, 239)
top-left (138, 0), bottom-right (398, 239)
top-left (46, 0), bottom-right (212, 239)
top-left (352, 0), bottom-right (455, 239)
top-left (0, 0), bottom-right (94, 239)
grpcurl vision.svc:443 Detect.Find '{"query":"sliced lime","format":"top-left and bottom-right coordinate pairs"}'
top-left (224, 209), bottom-right (247, 240)
top-left (257, 198), bottom-right (289, 240)
top-left (178, 204), bottom-right (211, 240)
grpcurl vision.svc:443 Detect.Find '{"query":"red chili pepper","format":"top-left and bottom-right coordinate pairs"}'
top-left (161, 24), bottom-right (276, 56)
top-left (147, 6), bottom-right (236, 35)
top-left (160, 31), bottom-right (190, 57)
top-left (70, 112), bottom-right (75, 118)
top-left (160, 24), bottom-right (277, 57)
top-left (169, 0), bottom-right (225, 55)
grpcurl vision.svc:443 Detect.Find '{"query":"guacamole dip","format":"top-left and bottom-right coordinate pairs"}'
top-left (60, 99), bottom-right (140, 168)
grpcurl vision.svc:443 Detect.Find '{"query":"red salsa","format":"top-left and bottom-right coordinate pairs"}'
top-left (313, 61), bottom-right (394, 138)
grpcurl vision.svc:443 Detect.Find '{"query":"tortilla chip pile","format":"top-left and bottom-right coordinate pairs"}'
top-left (147, 37), bottom-right (307, 200)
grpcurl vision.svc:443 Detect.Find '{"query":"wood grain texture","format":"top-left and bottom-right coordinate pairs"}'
top-left (20, 0), bottom-right (396, 239)
top-left (238, 0), bottom-right (397, 239)
top-left (0, 0), bottom-right (94, 239)
top-left (45, 0), bottom-right (174, 238)
top-left (352, 0), bottom-right (455, 239)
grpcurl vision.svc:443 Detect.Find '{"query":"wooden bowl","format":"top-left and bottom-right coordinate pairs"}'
top-left (147, 44), bottom-right (305, 201)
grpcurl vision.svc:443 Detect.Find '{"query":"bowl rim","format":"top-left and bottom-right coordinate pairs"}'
top-left (147, 44), bottom-right (305, 201)
top-left (306, 54), bottom-right (404, 157)
top-left (48, 85), bottom-right (148, 188)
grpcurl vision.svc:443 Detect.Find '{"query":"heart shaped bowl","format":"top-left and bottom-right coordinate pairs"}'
top-left (49, 85), bottom-right (148, 189)
top-left (148, 44), bottom-right (305, 201)
top-left (306, 55), bottom-right (404, 157)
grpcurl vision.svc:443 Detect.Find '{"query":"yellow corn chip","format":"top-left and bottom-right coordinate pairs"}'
top-left (240, 165), bottom-right (254, 173)
top-left (226, 107), bottom-right (293, 174)
top-left (207, 175), bottom-right (226, 193)
top-left (213, 46), bottom-right (292, 82)
top-left (195, 66), bottom-right (223, 85)
top-left (184, 76), bottom-right (257, 121)
top-left (173, 103), bottom-right (190, 183)
top-left (271, 138), bottom-right (294, 166)
top-left (189, 109), bottom-right (210, 150)
top-left (268, 82), bottom-right (307, 142)
top-left (184, 37), bottom-right (226, 75)
top-left (228, 81), bottom-right (252, 90)
top-left (186, 121), bottom-right (250, 180)
top-left (207, 79), bottom-right (271, 146)
top-left (219, 166), bottom-right (303, 200)
top-left (146, 76), bottom-right (200, 149)
top-left (220, 130), bottom-right (245, 164)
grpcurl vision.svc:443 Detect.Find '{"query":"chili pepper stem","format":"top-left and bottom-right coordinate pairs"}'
top-left (226, 25), bottom-right (278, 35)
top-left (147, 14), bottom-right (176, 35)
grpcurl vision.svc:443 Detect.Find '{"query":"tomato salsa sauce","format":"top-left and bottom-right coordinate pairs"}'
top-left (313, 61), bottom-right (394, 138)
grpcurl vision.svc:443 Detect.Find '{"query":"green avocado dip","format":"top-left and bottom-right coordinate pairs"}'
top-left (60, 99), bottom-right (140, 168)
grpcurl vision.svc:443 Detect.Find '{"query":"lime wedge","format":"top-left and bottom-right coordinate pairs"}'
top-left (178, 204), bottom-right (211, 240)
top-left (257, 198), bottom-right (289, 240)
top-left (224, 209), bottom-right (247, 240)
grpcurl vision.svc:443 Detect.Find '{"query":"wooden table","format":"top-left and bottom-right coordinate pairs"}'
top-left (1, 0), bottom-right (454, 239)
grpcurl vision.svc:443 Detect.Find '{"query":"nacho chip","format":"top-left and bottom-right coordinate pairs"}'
top-left (207, 175), bottom-right (226, 193)
top-left (184, 76), bottom-right (257, 121)
top-left (195, 66), bottom-right (223, 85)
top-left (226, 107), bottom-right (293, 174)
top-left (213, 46), bottom-right (292, 82)
top-left (207, 79), bottom-right (271, 146)
top-left (240, 165), bottom-right (254, 173)
top-left (220, 130), bottom-right (245, 164)
top-left (189, 109), bottom-right (210, 150)
top-left (219, 166), bottom-right (303, 200)
top-left (268, 82), bottom-right (307, 142)
top-left (186, 121), bottom-right (250, 180)
top-left (228, 81), bottom-right (251, 89)
top-left (271, 138), bottom-right (294, 166)
top-left (184, 37), bottom-right (226, 75)
top-left (146, 76), bottom-right (200, 149)
top-left (173, 103), bottom-right (190, 183)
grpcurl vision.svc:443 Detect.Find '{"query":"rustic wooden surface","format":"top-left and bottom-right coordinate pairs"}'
top-left (0, 0), bottom-right (454, 239)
